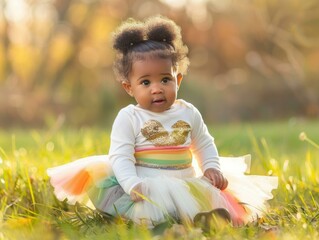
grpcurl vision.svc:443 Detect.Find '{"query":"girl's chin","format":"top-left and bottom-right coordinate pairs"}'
top-left (137, 101), bottom-right (174, 112)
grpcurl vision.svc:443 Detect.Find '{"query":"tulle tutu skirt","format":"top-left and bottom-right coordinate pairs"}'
top-left (47, 155), bottom-right (278, 226)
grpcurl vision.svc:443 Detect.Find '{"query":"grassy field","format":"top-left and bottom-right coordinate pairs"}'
top-left (0, 119), bottom-right (318, 239)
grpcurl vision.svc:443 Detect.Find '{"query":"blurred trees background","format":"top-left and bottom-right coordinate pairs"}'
top-left (1, 0), bottom-right (319, 128)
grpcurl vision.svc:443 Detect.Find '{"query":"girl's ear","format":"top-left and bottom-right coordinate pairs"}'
top-left (121, 81), bottom-right (133, 97)
top-left (177, 73), bottom-right (183, 88)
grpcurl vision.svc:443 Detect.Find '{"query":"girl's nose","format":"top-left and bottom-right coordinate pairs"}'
top-left (151, 83), bottom-right (163, 94)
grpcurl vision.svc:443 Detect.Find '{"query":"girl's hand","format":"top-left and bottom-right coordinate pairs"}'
top-left (203, 168), bottom-right (228, 190)
top-left (130, 183), bottom-right (144, 202)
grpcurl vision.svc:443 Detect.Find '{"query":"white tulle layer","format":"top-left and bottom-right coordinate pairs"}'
top-left (47, 155), bottom-right (278, 225)
top-left (47, 155), bottom-right (112, 205)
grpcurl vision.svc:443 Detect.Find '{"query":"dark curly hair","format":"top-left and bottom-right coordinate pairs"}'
top-left (112, 16), bottom-right (189, 82)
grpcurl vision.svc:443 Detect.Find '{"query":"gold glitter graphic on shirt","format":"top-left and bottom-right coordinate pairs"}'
top-left (141, 120), bottom-right (191, 146)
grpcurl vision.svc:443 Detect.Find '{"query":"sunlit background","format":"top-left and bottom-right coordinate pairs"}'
top-left (1, 0), bottom-right (319, 128)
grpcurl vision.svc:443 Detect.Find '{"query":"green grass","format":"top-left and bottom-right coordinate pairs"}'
top-left (0, 119), bottom-right (319, 239)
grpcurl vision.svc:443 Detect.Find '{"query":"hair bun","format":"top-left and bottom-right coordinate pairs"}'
top-left (146, 16), bottom-right (178, 46)
top-left (112, 21), bottom-right (144, 54)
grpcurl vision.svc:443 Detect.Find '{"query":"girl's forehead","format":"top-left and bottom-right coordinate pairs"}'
top-left (130, 57), bottom-right (175, 78)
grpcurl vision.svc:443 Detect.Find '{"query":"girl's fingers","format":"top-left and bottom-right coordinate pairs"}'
top-left (216, 173), bottom-right (224, 189)
top-left (131, 193), bottom-right (143, 202)
top-left (220, 177), bottom-right (228, 190)
top-left (213, 174), bottom-right (221, 188)
top-left (213, 173), bottom-right (228, 190)
top-left (202, 175), bottom-right (213, 184)
top-left (204, 169), bottom-right (229, 190)
top-left (130, 183), bottom-right (144, 202)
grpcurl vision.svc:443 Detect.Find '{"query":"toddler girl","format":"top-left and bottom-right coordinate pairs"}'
top-left (47, 16), bottom-right (278, 228)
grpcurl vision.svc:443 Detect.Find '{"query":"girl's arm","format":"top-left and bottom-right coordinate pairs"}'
top-left (190, 105), bottom-right (220, 172)
top-left (189, 106), bottom-right (228, 189)
top-left (109, 108), bottom-right (143, 195)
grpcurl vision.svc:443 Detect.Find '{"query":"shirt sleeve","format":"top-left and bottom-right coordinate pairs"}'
top-left (108, 108), bottom-right (143, 194)
top-left (189, 105), bottom-right (220, 172)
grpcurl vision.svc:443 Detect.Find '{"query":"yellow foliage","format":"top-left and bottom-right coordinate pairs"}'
top-left (68, 2), bottom-right (89, 27)
top-left (88, 15), bottom-right (117, 43)
top-left (48, 33), bottom-right (73, 74)
top-left (0, 44), bottom-right (4, 80)
top-left (9, 45), bottom-right (40, 83)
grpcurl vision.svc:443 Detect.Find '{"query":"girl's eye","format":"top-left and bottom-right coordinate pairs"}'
top-left (141, 80), bottom-right (150, 86)
top-left (162, 78), bottom-right (171, 84)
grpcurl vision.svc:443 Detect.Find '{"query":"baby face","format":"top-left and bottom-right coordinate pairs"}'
top-left (122, 57), bottom-right (182, 113)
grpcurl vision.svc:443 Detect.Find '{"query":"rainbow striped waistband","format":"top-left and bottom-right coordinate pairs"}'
top-left (134, 147), bottom-right (193, 170)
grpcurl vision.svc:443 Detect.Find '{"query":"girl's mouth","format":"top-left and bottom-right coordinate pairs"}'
top-left (152, 99), bottom-right (166, 105)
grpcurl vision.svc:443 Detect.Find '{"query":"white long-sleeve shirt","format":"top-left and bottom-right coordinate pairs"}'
top-left (108, 99), bottom-right (220, 194)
